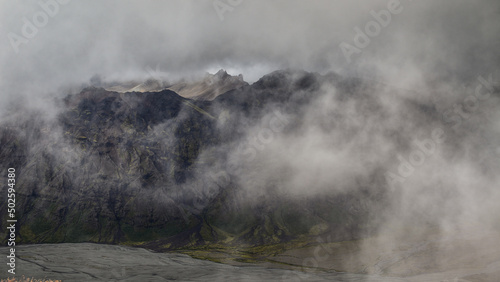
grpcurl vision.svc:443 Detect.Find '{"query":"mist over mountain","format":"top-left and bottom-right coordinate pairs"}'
top-left (1, 68), bottom-right (499, 279)
top-left (1, 0), bottom-right (500, 280)
top-left (103, 69), bottom-right (248, 101)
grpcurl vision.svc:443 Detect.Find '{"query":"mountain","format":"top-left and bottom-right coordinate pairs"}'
top-left (167, 69), bottom-right (248, 100)
top-left (103, 69), bottom-right (248, 101)
top-left (1, 70), bottom-right (497, 259)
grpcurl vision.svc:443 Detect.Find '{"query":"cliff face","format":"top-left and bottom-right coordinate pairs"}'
top-left (1, 87), bottom-right (217, 245)
top-left (1, 70), bottom-right (444, 248)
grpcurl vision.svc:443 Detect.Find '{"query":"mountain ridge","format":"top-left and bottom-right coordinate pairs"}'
top-left (1, 69), bottom-right (497, 258)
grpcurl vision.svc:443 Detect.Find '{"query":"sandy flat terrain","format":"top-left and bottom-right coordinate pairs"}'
top-left (1, 236), bottom-right (499, 282)
top-left (270, 231), bottom-right (500, 282)
top-left (0, 243), bottom-right (398, 281)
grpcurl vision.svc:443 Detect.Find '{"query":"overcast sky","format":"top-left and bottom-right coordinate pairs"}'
top-left (1, 2), bottom-right (499, 267)
top-left (0, 0), bottom-right (499, 112)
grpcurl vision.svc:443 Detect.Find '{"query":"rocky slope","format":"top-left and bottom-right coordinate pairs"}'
top-left (0, 71), bottom-right (377, 247)
top-left (0, 70), bottom-right (498, 260)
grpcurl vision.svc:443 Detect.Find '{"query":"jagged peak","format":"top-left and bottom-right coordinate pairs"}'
top-left (215, 69), bottom-right (228, 78)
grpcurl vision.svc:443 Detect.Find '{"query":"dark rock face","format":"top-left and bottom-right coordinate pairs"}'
top-left (0, 70), bottom-right (431, 249)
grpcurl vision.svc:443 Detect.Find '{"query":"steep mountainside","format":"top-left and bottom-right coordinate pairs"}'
top-left (0, 70), bottom-right (484, 252)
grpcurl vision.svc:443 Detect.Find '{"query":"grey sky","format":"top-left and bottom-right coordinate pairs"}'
top-left (0, 1), bottom-right (499, 270)
top-left (0, 0), bottom-right (499, 112)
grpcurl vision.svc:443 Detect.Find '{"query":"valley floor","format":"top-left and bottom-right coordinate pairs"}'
top-left (2, 232), bottom-right (500, 282)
